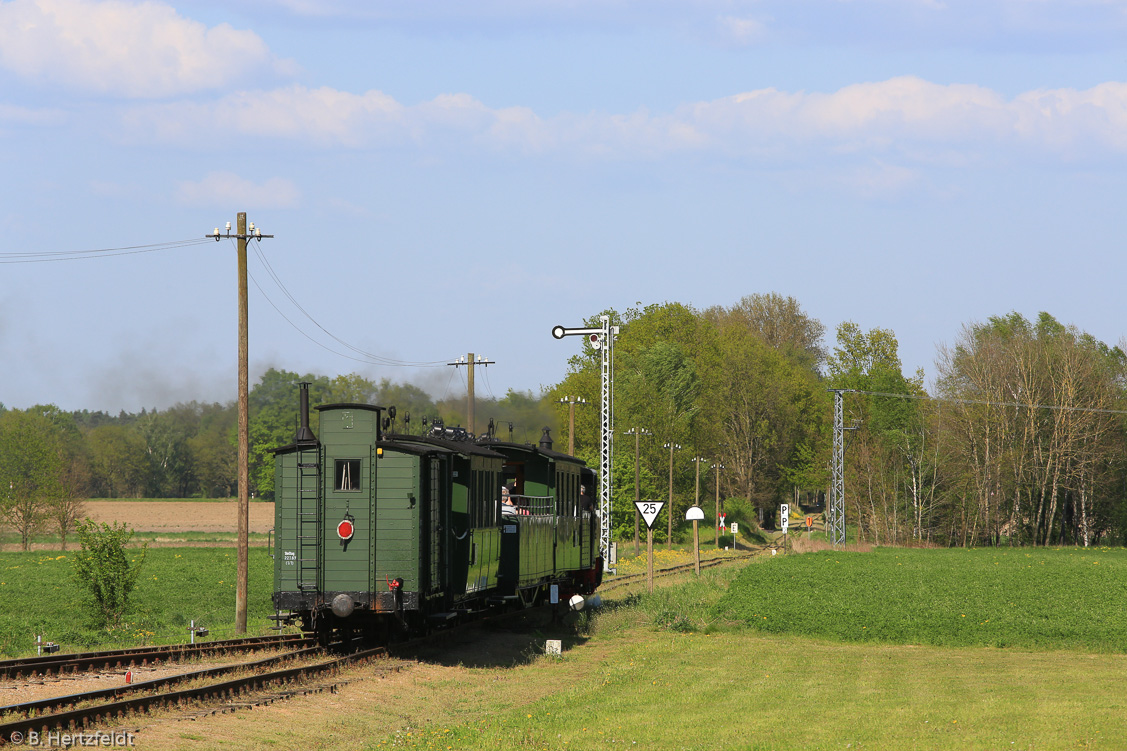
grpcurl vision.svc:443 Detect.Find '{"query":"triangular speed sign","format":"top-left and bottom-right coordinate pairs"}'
top-left (635, 501), bottom-right (665, 530)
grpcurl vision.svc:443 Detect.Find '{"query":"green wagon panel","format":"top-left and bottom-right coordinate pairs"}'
top-left (273, 450), bottom-right (299, 593)
top-left (273, 444), bottom-right (323, 596)
top-left (320, 439), bottom-right (373, 593)
top-left (375, 452), bottom-right (422, 592)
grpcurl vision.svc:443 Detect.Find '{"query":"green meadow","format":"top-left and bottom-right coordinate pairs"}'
top-left (0, 547), bottom-right (278, 657)
top-left (6, 544), bottom-right (1127, 749)
top-left (370, 547), bottom-right (1127, 751)
top-left (148, 548), bottom-right (1127, 751)
top-left (716, 546), bottom-right (1127, 651)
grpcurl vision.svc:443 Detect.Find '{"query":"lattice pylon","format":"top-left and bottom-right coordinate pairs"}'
top-left (598, 316), bottom-right (614, 572)
top-left (830, 389), bottom-right (846, 547)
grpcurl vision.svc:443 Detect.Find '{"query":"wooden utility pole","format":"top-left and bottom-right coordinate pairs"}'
top-left (692, 456), bottom-right (706, 508)
top-left (624, 427), bottom-right (651, 556)
top-left (209, 215), bottom-right (272, 635)
top-left (647, 524), bottom-right (654, 593)
top-left (558, 396), bottom-right (588, 455)
top-left (448, 353), bottom-right (494, 436)
top-left (663, 442), bottom-right (679, 550)
top-left (236, 213), bottom-right (249, 635)
top-left (712, 462), bottom-right (724, 547)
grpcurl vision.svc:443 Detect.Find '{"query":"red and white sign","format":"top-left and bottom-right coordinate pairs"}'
top-left (337, 518), bottom-right (355, 541)
top-left (719, 512), bottom-right (727, 530)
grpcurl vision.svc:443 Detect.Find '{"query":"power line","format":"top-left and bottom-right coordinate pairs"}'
top-left (447, 354), bottom-right (495, 434)
top-left (847, 389), bottom-right (1127, 417)
top-left (481, 365), bottom-right (498, 401)
top-left (246, 241), bottom-right (455, 368)
top-left (0, 238), bottom-right (212, 264)
top-left (247, 269), bottom-right (401, 366)
top-left (5, 232), bottom-right (460, 370)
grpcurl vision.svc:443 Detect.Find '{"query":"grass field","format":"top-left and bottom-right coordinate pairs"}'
top-left (0, 546), bottom-right (278, 657)
top-left (133, 548), bottom-right (1127, 751)
top-left (0, 531), bottom-right (272, 548)
top-left (716, 546), bottom-right (1127, 652)
top-left (5, 540), bottom-right (1126, 748)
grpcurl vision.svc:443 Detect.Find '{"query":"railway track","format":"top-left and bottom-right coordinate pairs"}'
top-left (599, 547), bottom-right (762, 593)
top-left (0, 633), bottom-right (314, 680)
top-left (0, 553), bottom-right (764, 744)
top-left (0, 598), bottom-right (580, 744)
top-left (0, 639), bottom-right (390, 744)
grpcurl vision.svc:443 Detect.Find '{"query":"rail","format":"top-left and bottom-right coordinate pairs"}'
top-left (0, 634), bottom-right (312, 680)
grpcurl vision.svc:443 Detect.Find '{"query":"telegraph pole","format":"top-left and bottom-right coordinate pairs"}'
top-left (209, 214), bottom-right (272, 634)
top-left (558, 396), bottom-right (588, 455)
top-left (624, 427), bottom-right (652, 556)
top-left (663, 442), bottom-right (680, 550)
top-left (692, 456), bottom-right (706, 508)
top-left (711, 462), bottom-right (724, 546)
top-left (448, 354), bottom-right (494, 436)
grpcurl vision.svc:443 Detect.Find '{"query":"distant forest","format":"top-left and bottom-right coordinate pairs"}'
top-left (3, 294), bottom-right (1127, 550)
top-left (0, 369), bottom-right (555, 549)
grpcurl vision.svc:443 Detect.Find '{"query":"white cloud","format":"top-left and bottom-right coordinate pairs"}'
top-left (126, 85), bottom-right (406, 146)
top-left (123, 85), bottom-right (541, 149)
top-left (0, 0), bottom-right (295, 98)
top-left (126, 77), bottom-right (1127, 167)
top-left (676, 77), bottom-right (1014, 150)
top-left (175, 172), bottom-right (300, 209)
top-left (1013, 82), bottom-right (1127, 153)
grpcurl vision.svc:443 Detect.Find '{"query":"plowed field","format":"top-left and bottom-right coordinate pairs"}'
top-left (85, 501), bottom-right (274, 534)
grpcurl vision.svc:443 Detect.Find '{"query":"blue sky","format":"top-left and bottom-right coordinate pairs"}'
top-left (2, 0), bottom-right (1125, 413)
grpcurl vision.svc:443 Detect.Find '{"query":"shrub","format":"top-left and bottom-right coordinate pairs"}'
top-left (72, 519), bottom-right (146, 628)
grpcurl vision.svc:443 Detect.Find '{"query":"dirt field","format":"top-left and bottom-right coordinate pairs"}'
top-left (84, 501), bottom-right (275, 534)
top-left (0, 502), bottom-right (277, 551)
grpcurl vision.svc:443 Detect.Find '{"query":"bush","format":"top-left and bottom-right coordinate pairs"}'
top-left (72, 519), bottom-right (146, 628)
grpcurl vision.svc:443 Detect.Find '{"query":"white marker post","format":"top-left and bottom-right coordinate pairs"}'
top-left (636, 501), bottom-right (664, 593)
top-left (781, 503), bottom-right (790, 553)
top-left (686, 506), bottom-right (705, 575)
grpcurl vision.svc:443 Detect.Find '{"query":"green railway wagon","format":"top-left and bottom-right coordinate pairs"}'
top-left (487, 437), bottom-right (597, 600)
top-left (272, 386), bottom-right (601, 642)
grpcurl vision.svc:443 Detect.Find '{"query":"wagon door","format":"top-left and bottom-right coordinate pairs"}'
top-left (426, 454), bottom-right (448, 600)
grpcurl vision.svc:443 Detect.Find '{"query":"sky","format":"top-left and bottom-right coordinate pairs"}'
top-left (2, 0), bottom-right (1125, 414)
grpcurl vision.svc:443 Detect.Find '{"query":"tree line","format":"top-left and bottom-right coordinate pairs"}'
top-left (4, 294), bottom-right (1125, 550)
top-left (0, 370), bottom-right (555, 550)
top-left (552, 298), bottom-right (1127, 548)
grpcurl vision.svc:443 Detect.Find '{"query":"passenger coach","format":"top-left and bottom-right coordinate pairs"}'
top-left (272, 385), bottom-right (601, 641)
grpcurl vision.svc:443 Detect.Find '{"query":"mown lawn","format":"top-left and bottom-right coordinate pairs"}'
top-left (0, 547), bottom-right (277, 657)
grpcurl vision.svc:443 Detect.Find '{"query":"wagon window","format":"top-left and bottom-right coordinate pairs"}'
top-left (335, 459), bottom-right (361, 491)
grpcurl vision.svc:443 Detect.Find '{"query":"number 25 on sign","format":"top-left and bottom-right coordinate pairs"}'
top-left (636, 501), bottom-right (664, 530)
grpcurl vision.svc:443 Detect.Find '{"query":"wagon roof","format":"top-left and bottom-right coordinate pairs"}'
top-left (377, 439), bottom-right (455, 458)
top-left (383, 433), bottom-right (506, 459)
top-left (479, 440), bottom-right (586, 465)
top-left (314, 402), bottom-right (384, 412)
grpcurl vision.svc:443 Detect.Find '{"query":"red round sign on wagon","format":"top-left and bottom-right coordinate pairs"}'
top-left (337, 519), bottom-right (354, 540)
